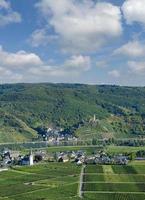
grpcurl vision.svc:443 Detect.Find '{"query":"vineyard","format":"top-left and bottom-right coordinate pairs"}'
top-left (1, 162), bottom-right (145, 200)
top-left (0, 163), bottom-right (81, 200)
top-left (83, 164), bottom-right (145, 200)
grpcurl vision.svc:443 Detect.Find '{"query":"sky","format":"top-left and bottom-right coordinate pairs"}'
top-left (0, 0), bottom-right (145, 86)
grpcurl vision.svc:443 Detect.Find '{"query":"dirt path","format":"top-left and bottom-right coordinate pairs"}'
top-left (78, 165), bottom-right (86, 198)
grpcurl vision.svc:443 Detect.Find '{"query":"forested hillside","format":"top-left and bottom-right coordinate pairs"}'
top-left (0, 83), bottom-right (145, 142)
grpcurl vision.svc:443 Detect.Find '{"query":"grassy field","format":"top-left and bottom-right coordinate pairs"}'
top-left (46, 145), bottom-right (145, 155)
top-left (21, 145), bottom-right (104, 155)
top-left (83, 164), bottom-right (145, 200)
top-left (0, 163), bottom-right (81, 200)
top-left (1, 161), bottom-right (145, 199)
top-left (106, 145), bottom-right (145, 154)
top-left (19, 145), bottom-right (145, 157)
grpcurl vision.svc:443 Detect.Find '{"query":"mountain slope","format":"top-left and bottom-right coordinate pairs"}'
top-left (0, 83), bottom-right (145, 142)
top-left (0, 110), bottom-right (37, 142)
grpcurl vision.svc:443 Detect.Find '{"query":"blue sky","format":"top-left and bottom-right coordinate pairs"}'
top-left (0, 0), bottom-right (145, 85)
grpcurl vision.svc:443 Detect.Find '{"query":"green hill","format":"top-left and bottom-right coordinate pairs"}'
top-left (0, 110), bottom-right (37, 142)
top-left (0, 83), bottom-right (145, 142)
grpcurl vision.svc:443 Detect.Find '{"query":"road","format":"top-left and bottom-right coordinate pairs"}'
top-left (0, 137), bottom-right (145, 146)
top-left (78, 165), bottom-right (86, 198)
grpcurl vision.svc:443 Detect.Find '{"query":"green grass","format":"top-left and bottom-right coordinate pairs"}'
top-left (129, 160), bottom-right (145, 165)
top-left (46, 146), bottom-right (103, 155)
top-left (0, 163), bottom-right (81, 200)
top-left (106, 146), bottom-right (145, 154)
top-left (21, 145), bottom-right (104, 156)
top-left (83, 183), bottom-right (145, 192)
top-left (83, 164), bottom-right (145, 200)
top-left (13, 184), bottom-right (80, 200)
top-left (2, 162), bottom-right (145, 199)
top-left (84, 174), bottom-right (145, 182)
top-left (111, 165), bottom-right (137, 174)
top-left (84, 193), bottom-right (145, 200)
top-left (85, 165), bottom-right (103, 173)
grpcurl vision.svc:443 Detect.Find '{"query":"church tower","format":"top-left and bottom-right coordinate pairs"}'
top-left (93, 114), bottom-right (96, 122)
top-left (29, 149), bottom-right (34, 166)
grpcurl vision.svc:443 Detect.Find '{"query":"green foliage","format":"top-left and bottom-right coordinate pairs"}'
top-left (0, 83), bottom-right (145, 142)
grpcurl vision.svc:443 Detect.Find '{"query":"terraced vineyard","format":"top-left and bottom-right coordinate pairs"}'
top-left (83, 165), bottom-right (145, 200)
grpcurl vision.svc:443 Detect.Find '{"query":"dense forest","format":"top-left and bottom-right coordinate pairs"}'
top-left (0, 83), bottom-right (145, 142)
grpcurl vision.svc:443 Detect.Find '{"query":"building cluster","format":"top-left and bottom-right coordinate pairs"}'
top-left (84, 153), bottom-right (128, 165)
top-left (49, 151), bottom-right (129, 165)
top-left (0, 149), bottom-right (34, 167)
top-left (0, 149), bottom-right (129, 168)
top-left (43, 127), bottom-right (77, 143)
top-left (56, 150), bottom-right (85, 164)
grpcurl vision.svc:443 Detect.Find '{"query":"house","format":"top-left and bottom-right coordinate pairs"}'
top-left (114, 156), bottom-right (128, 165)
top-left (2, 157), bottom-right (12, 166)
top-left (85, 156), bottom-right (96, 164)
top-left (58, 154), bottom-right (69, 163)
top-left (70, 151), bottom-right (76, 159)
top-left (77, 160), bottom-right (83, 165)
top-left (9, 151), bottom-right (20, 160)
top-left (62, 155), bottom-right (69, 163)
top-left (21, 150), bottom-right (34, 166)
top-left (21, 156), bottom-right (30, 165)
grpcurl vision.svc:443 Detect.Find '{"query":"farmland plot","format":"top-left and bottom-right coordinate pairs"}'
top-left (0, 163), bottom-right (81, 200)
top-left (1, 163), bottom-right (145, 200)
top-left (83, 165), bottom-right (145, 200)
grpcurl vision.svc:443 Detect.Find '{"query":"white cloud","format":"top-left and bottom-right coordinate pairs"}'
top-left (0, 0), bottom-right (21, 26)
top-left (0, 46), bottom-right (43, 69)
top-left (128, 61), bottom-right (145, 74)
top-left (29, 55), bottom-right (91, 77)
top-left (0, 66), bottom-right (23, 83)
top-left (0, 46), bottom-right (91, 83)
top-left (96, 61), bottom-right (108, 68)
top-left (122, 0), bottom-right (145, 25)
top-left (0, 66), bottom-right (11, 76)
top-left (0, 0), bottom-right (10, 9)
top-left (29, 29), bottom-right (58, 47)
top-left (35, 0), bottom-right (122, 53)
top-left (114, 40), bottom-right (145, 57)
top-left (108, 70), bottom-right (120, 78)
top-left (64, 55), bottom-right (91, 72)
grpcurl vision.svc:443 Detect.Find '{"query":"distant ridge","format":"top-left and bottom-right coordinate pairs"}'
top-left (0, 83), bottom-right (145, 142)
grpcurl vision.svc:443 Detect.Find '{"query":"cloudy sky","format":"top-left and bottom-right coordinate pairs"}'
top-left (0, 0), bottom-right (145, 86)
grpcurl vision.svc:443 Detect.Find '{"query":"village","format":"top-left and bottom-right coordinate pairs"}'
top-left (0, 117), bottom-right (144, 170)
top-left (0, 147), bottom-right (130, 170)
top-left (38, 115), bottom-right (99, 143)
top-left (42, 126), bottom-right (78, 143)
